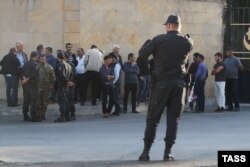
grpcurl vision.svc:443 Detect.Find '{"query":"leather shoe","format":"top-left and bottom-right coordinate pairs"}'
top-left (132, 111), bottom-right (139, 114)
top-left (31, 117), bottom-right (42, 122)
top-left (111, 112), bottom-right (120, 116)
top-left (138, 152), bottom-right (150, 161)
top-left (163, 153), bottom-right (175, 161)
top-left (23, 116), bottom-right (31, 122)
top-left (8, 104), bottom-right (21, 107)
top-left (234, 107), bottom-right (240, 112)
top-left (54, 117), bottom-right (66, 122)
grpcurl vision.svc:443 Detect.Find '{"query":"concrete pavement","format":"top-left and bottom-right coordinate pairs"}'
top-left (0, 103), bottom-right (250, 167)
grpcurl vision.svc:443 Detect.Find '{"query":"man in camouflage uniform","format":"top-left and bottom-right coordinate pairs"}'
top-left (36, 55), bottom-right (56, 121)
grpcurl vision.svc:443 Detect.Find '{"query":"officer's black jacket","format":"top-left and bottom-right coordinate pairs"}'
top-left (139, 30), bottom-right (193, 82)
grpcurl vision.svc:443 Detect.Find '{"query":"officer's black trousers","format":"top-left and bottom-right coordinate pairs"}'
top-left (143, 80), bottom-right (185, 150)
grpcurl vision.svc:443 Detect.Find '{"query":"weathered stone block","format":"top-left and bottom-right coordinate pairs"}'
top-left (65, 21), bottom-right (80, 32)
top-left (64, 0), bottom-right (80, 10)
top-left (64, 33), bottom-right (80, 44)
top-left (65, 11), bottom-right (80, 21)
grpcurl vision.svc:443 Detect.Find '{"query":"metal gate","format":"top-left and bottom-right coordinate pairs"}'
top-left (224, 1), bottom-right (250, 103)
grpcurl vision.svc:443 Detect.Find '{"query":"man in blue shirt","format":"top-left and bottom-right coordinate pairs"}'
top-left (123, 53), bottom-right (140, 114)
top-left (99, 55), bottom-right (115, 118)
top-left (46, 47), bottom-right (57, 70)
top-left (46, 47), bottom-right (57, 102)
top-left (194, 53), bottom-right (208, 112)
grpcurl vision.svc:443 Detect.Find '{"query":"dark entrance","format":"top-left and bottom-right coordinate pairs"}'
top-left (224, 0), bottom-right (250, 103)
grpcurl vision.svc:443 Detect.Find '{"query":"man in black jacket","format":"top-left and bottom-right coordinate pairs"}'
top-left (54, 52), bottom-right (75, 122)
top-left (138, 15), bottom-right (193, 161)
top-left (65, 43), bottom-right (78, 67)
top-left (21, 51), bottom-right (39, 121)
top-left (0, 48), bottom-right (21, 107)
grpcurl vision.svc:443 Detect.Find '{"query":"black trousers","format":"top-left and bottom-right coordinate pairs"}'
top-left (113, 82), bottom-right (121, 112)
top-left (143, 80), bottom-right (185, 149)
top-left (225, 78), bottom-right (240, 108)
top-left (69, 86), bottom-right (76, 115)
top-left (22, 86), bottom-right (38, 118)
top-left (194, 79), bottom-right (205, 111)
top-left (75, 73), bottom-right (85, 102)
top-left (57, 87), bottom-right (70, 118)
top-left (123, 83), bottom-right (138, 112)
top-left (82, 71), bottom-right (100, 104)
top-left (102, 84), bottom-right (115, 114)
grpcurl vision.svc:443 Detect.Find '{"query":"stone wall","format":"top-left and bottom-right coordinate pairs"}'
top-left (0, 0), bottom-right (225, 99)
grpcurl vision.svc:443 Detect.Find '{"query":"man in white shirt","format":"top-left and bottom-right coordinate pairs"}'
top-left (16, 42), bottom-right (28, 69)
top-left (82, 45), bottom-right (103, 105)
top-left (75, 48), bottom-right (86, 105)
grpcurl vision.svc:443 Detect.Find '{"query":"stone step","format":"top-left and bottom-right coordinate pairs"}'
top-left (0, 100), bottom-right (148, 117)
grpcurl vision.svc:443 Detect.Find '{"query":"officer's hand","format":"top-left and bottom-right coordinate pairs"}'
top-left (140, 76), bottom-right (144, 80)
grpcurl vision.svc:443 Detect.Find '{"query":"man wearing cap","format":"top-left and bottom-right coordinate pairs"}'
top-left (138, 15), bottom-right (193, 161)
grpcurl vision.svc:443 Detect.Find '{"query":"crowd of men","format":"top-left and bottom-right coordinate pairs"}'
top-left (0, 14), bottom-right (244, 163)
top-left (0, 42), bottom-right (243, 122)
top-left (187, 47), bottom-right (243, 113)
top-left (0, 42), bottom-right (155, 122)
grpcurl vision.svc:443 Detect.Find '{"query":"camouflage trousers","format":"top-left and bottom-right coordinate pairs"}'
top-left (36, 90), bottom-right (49, 119)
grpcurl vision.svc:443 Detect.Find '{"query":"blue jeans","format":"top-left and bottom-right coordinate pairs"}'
top-left (137, 75), bottom-right (150, 102)
top-left (4, 75), bottom-right (19, 106)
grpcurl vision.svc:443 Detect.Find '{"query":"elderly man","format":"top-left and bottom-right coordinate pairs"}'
top-left (16, 42), bottom-right (28, 69)
top-left (109, 45), bottom-right (123, 114)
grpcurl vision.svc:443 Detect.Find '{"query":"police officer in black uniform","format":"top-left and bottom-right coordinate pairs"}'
top-left (138, 15), bottom-right (193, 161)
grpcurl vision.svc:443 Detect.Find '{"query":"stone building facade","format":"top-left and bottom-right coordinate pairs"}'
top-left (0, 0), bottom-right (225, 99)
